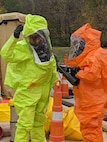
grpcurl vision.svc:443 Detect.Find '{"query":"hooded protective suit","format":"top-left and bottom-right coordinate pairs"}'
top-left (68, 23), bottom-right (107, 142)
top-left (0, 14), bottom-right (58, 142)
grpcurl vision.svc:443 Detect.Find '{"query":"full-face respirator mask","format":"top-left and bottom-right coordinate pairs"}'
top-left (69, 35), bottom-right (85, 59)
top-left (27, 30), bottom-right (51, 62)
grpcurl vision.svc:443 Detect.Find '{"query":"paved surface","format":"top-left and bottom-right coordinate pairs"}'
top-left (0, 122), bottom-right (107, 142)
top-left (1, 137), bottom-right (83, 142)
top-left (0, 122), bottom-right (83, 142)
top-left (1, 97), bottom-right (107, 142)
top-left (1, 134), bottom-right (107, 142)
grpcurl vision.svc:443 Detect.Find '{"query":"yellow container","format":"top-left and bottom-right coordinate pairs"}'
top-left (0, 99), bottom-right (10, 122)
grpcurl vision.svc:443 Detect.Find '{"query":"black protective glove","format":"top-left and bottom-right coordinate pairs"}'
top-left (54, 54), bottom-right (80, 86)
top-left (70, 67), bottom-right (80, 76)
top-left (14, 24), bottom-right (23, 38)
top-left (57, 65), bottom-right (80, 76)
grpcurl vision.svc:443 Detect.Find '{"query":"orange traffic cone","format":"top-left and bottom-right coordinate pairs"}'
top-left (61, 54), bottom-right (69, 98)
top-left (61, 76), bottom-right (69, 98)
top-left (49, 80), bottom-right (64, 142)
top-left (63, 54), bottom-right (68, 65)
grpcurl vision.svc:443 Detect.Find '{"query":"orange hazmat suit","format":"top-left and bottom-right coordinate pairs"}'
top-left (68, 23), bottom-right (107, 142)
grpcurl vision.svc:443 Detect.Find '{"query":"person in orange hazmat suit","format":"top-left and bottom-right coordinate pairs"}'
top-left (67, 23), bottom-right (107, 142)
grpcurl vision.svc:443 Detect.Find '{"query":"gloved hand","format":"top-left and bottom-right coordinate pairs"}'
top-left (70, 67), bottom-right (80, 76)
top-left (14, 24), bottom-right (23, 38)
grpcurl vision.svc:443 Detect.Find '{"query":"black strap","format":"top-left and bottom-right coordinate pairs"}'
top-left (0, 19), bottom-right (19, 25)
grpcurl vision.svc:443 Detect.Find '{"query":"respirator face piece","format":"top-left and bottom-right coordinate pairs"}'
top-left (28, 30), bottom-right (51, 62)
top-left (69, 35), bottom-right (85, 59)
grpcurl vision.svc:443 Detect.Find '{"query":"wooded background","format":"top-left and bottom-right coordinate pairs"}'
top-left (0, 0), bottom-right (107, 47)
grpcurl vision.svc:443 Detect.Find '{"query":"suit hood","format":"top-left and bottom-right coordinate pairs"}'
top-left (22, 14), bottom-right (48, 37)
top-left (68, 23), bottom-right (102, 66)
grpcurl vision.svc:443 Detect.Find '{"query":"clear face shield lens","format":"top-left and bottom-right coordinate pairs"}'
top-left (69, 35), bottom-right (85, 59)
top-left (26, 30), bottom-right (52, 62)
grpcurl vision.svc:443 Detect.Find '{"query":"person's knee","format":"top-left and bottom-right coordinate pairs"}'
top-left (34, 111), bottom-right (47, 127)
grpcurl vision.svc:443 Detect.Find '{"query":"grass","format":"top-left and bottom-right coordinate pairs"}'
top-left (53, 47), bottom-right (70, 63)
